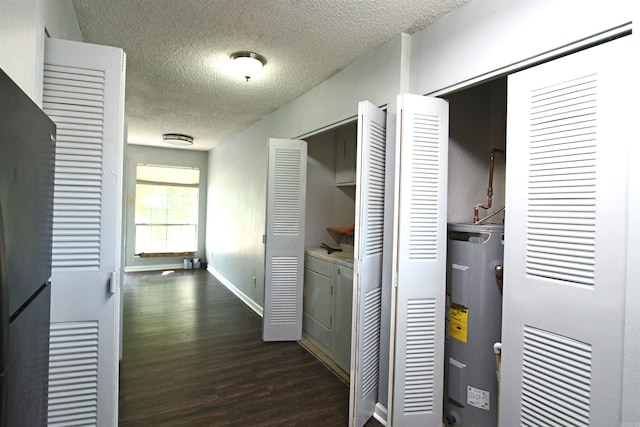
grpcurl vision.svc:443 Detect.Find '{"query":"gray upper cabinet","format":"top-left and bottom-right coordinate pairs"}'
top-left (335, 124), bottom-right (357, 186)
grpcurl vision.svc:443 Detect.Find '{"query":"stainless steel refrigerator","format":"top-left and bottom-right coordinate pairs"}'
top-left (0, 68), bottom-right (55, 426)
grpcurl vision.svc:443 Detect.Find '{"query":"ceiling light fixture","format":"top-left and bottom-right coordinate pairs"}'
top-left (163, 133), bottom-right (194, 146)
top-left (230, 51), bottom-right (266, 82)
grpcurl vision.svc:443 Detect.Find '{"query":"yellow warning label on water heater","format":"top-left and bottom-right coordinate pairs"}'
top-left (449, 304), bottom-right (468, 343)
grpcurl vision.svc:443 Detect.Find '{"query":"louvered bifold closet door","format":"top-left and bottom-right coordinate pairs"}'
top-left (263, 138), bottom-right (307, 341)
top-left (45, 64), bottom-right (103, 270)
top-left (389, 94), bottom-right (449, 427)
top-left (349, 101), bottom-right (386, 427)
top-left (44, 38), bottom-right (125, 427)
top-left (500, 36), bottom-right (632, 426)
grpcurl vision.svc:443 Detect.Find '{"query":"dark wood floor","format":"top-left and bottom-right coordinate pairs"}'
top-left (119, 269), bottom-right (383, 426)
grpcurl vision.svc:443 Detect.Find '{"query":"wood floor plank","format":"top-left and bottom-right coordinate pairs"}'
top-left (119, 269), bottom-right (383, 426)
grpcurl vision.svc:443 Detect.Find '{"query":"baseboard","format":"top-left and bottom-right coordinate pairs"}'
top-left (207, 267), bottom-right (264, 317)
top-left (124, 263), bottom-right (184, 272)
top-left (374, 402), bottom-right (388, 426)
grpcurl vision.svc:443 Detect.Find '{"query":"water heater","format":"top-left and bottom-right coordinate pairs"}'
top-left (444, 223), bottom-right (504, 427)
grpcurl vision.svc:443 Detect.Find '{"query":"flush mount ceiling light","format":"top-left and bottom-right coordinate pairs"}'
top-left (230, 51), bottom-right (267, 82)
top-left (163, 133), bottom-right (194, 146)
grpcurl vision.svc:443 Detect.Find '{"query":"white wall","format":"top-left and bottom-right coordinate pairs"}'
top-left (409, 0), bottom-right (633, 97)
top-left (0, 0), bottom-right (37, 97)
top-left (124, 145), bottom-right (208, 272)
top-left (0, 0), bottom-right (81, 103)
top-left (206, 34), bottom-right (409, 308)
top-left (622, 6), bottom-right (640, 425)
top-left (624, 92), bottom-right (640, 425)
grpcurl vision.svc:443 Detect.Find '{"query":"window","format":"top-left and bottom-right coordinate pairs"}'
top-left (135, 165), bottom-right (200, 255)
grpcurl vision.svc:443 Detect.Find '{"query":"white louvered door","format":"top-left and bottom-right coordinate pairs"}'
top-left (43, 38), bottom-right (125, 426)
top-left (500, 36), bottom-right (632, 426)
top-left (263, 138), bottom-right (307, 341)
top-left (388, 94), bottom-right (449, 427)
top-left (349, 101), bottom-right (386, 427)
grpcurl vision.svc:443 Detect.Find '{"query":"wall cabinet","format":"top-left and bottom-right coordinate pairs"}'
top-left (303, 250), bottom-right (354, 373)
top-left (335, 125), bottom-right (357, 186)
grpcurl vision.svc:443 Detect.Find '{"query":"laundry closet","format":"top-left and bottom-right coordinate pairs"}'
top-left (302, 121), bottom-right (358, 377)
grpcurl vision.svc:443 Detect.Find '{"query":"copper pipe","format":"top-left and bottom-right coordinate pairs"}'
top-left (473, 149), bottom-right (505, 223)
top-left (475, 207), bottom-right (505, 225)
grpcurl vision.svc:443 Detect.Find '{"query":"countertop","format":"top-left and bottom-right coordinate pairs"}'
top-left (305, 246), bottom-right (354, 268)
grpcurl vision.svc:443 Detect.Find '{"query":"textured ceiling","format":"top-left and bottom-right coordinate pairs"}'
top-left (72, 0), bottom-right (471, 151)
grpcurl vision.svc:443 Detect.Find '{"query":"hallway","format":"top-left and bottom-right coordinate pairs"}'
top-left (118, 269), bottom-right (381, 426)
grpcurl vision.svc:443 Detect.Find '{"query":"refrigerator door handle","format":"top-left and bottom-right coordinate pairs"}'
top-left (0, 202), bottom-right (10, 427)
